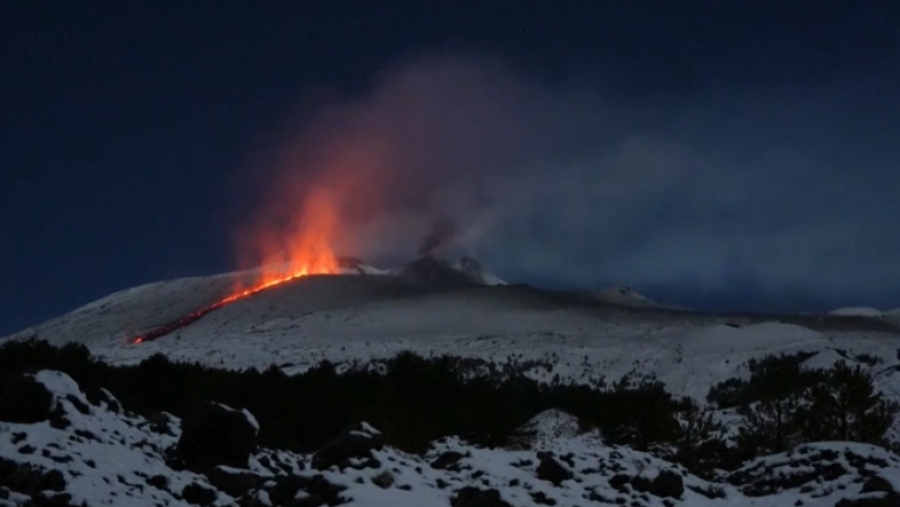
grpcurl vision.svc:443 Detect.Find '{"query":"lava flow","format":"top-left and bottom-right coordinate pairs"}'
top-left (130, 187), bottom-right (342, 344)
top-left (129, 268), bottom-right (335, 344)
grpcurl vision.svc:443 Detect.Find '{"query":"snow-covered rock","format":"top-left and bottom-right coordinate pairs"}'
top-left (508, 409), bottom-right (581, 449)
top-left (727, 442), bottom-right (900, 504)
top-left (4, 371), bottom-right (900, 506)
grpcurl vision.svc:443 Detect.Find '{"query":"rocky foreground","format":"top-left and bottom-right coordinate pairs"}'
top-left (2, 370), bottom-right (900, 507)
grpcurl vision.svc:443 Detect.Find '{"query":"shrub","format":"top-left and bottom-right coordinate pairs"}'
top-left (0, 339), bottom-right (691, 456)
top-left (709, 352), bottom-right (898, 456)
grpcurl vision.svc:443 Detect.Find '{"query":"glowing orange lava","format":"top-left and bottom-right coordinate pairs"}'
top-left (129, 187), bottom-right (341, 344)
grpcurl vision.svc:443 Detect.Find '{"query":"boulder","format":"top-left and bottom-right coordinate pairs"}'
top-left (861, 476), bottom-right (894, 495)
top-left (650, 470), bottom-right (684, 498)
top-left (148, 411), bottom-right (178, 436)
top-left (146, 475), bottom-right (169, 491)
top-left (430, 451), bottom-right (465, 470)
top-left (608, 474), bottom-right (630, 492)
top-left (268, 474), bottom-right (345, 507)
top-left (451, 487), bottom-right (513, 507)
top-left (536, 456), bottom-right (572, 486)
top-left (0, 458), bottom-right (66, 495)
top-left (84, 387), bottom-right (122, 413)
top-left (206, 466), bottom-right (264, 499)
top-left (175, 402), bottom-right (258, 471)
top-left (182, 482), bottom-right (217, 506)
top-left (371, 471), bottom-right (394, 489)
top-left (311, 422), bottom-right (383, 471)
top-left (30, 491), bottom-right (77, 507)
top-left (835, 493), bottom-right (900, 507)
top-left (0, 373), bottom-right (55, 423)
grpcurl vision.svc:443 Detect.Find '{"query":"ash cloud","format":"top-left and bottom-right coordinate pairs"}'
top-left (245, 52), bottom-right (900, 311)
top-left (417, 216), bottom-right (457, 257)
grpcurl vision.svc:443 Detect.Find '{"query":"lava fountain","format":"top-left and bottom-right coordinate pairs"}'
top-left (130, 187), bottom-right (342, 344)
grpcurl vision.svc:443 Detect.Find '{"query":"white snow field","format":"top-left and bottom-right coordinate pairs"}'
top-left (4, 270), bottom-right (899, 402)
top-left (5, 272), bottom-right (900, 397)
top-left (829, 307), bottom-right (885, 317)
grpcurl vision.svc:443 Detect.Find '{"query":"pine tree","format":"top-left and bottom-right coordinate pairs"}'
top-left (801, 361), bottom-right (898, 444)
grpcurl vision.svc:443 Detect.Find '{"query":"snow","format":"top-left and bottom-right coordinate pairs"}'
top-left (801, 348), bottom-right (852, 370)
top-left (4, 371), bottom-right (900, 506)
top-left (4, 273), bottom-right (900, 409)
top-left (509, 409), bottom-right (581, 449)
top-left (829, 306), bottom-right (884, 317)
top-left (242, 409), bottom-right (260, 432)
top-left (587, 286), bottom-right (660, 309)
top-left (0, 372), bottom-right (224, 507)
top-left (4, 268), bottom-right (900, 485)
top-left (359, 422), bottom-right (381, 435)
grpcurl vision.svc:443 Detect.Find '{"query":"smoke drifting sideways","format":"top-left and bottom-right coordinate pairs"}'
top-left (233, 52), bottom-right (900, 311)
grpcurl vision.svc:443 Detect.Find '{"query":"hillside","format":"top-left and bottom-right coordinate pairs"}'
top-left (4, 269), bottom-right (900, 506)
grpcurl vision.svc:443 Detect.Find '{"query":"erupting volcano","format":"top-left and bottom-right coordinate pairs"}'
top-left (130, 188), bottom-right (342, 344)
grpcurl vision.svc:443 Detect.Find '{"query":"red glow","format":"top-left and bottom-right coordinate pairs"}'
top-left (129, 186), bottom-right (342, 344)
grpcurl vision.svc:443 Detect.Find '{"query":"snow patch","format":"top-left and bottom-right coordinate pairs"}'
top-left (829, 306), bottom-right (883, 317)
top-left (586, 286), bottom-right (660, 309)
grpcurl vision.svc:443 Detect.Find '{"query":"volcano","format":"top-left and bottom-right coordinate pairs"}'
top-left (122, 255), bottom-right (504, 344)
top-left (5, 254), bottom-right (900, 507)
top-left (392, 255), bottom-right (505, 289)
top-left (4, 254), bottom-right (897, 393)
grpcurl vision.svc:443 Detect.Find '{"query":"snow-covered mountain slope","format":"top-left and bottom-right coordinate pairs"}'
top-left (830, 307), bottom-right (885, 317)
top-left (4, 271), bottom-right (900, 406)
top-left (582, 286), bottom-right (662, 309)
top-left (338, 257), bottom-right (389, 275)
top-left (457, 256), bottom-right (505, 286)
top-left (390, 255), bottom-right (505, 288)
top-left (4, 370), bottom-right (900, 507)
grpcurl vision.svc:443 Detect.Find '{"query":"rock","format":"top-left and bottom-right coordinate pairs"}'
top-left (608, 474), bottom-right (631, 492)
top-left (530, 491), bottom-right (557, 505)
top-left (148, 411), bottom-right (178, 436)
top-left (0, 458), bottom-right (66, 495)
top-left (30, 491), bottom-right (77, 507)
top-left (835, 493), bottom-right (900, 507)
top-left (508, 410), bottom-right (581, 449)
top-left (371, 471), bottom-right (394, 489)
top-left (431, 451), bottom-right (465, 470)
top-left (269, 474), bottom-right (346, 507)
top-left (146, 475), bottom-right (169, 490)
top-left (206, 466), bottom-right (264, 498)
top-left (63, 394), bottom-right (90, 415)
top-left (536, 456), bottom-right (572, 486)
top-left (631, 476), bottom-right (651, 493)
top-left (451, 486), bottom-right (514, 507)
top-left (311, 422), bottom-right (383, 471)
top-left (247, 490), bottom-right (273, 507)
top-left (84, 387), bottom-right (122, 413)
top-left (0, 373), bottom-right (55, 423)
top-left (650, 470), bottom-right (684, 499)
top-left (175, 402), bottom-right (258, 471)
top-left (861, 476), bottom-right (894, 494)
top-left (182, 482), bottom-right (217, 506)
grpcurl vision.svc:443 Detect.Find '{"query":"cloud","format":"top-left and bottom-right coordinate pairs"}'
top-left (239, 52), bottom-right (900, 309)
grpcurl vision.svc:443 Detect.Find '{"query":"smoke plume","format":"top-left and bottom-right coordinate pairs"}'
top-left (417, 217), bottom-right (457, 257)
top-left (236, 52), bottom-right (900, 311)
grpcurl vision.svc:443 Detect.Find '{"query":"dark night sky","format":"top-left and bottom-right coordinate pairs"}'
top-left (2, 1), bottom-right (899, 335)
